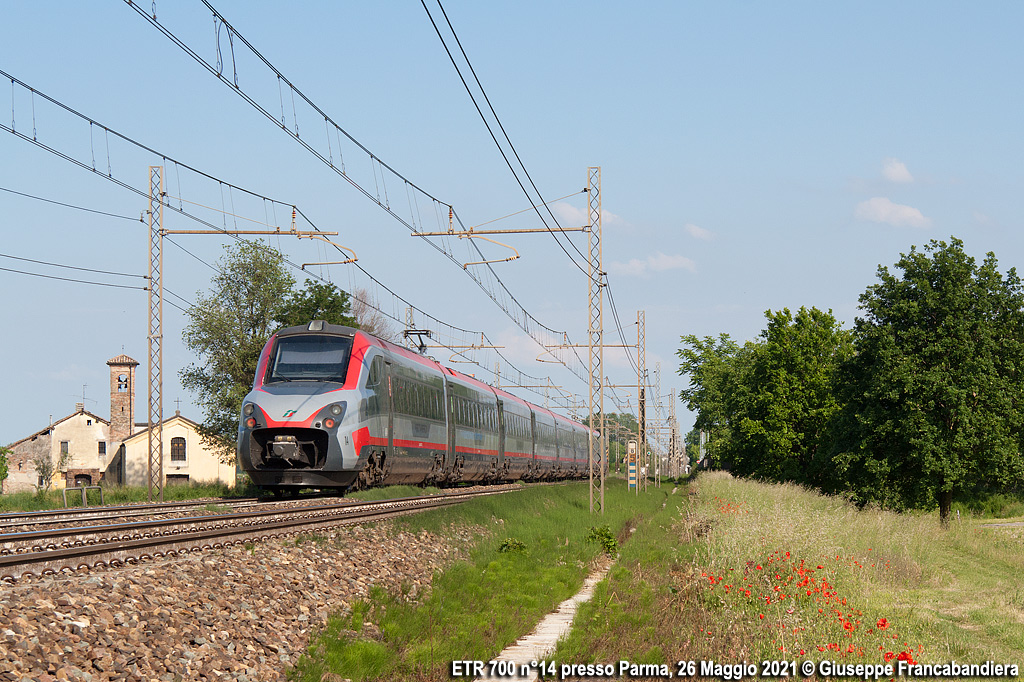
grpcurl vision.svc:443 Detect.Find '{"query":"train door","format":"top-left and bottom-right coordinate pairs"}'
top-left (496, 399), bottom-right (506, 479)
top-left (443, 375), bottom-right (455, 473)
top-left (529, 410), bottom-right (538, 478)
top-left (384, 359), bottom-right (394, 459)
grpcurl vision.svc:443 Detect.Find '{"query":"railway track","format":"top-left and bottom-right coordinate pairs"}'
top-left (0, 486), bottom-right (519, 582)
top-left (0, 494), bottom-right (343, 532)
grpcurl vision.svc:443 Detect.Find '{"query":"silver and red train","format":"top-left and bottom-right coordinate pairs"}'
top-left (237, 321), bottom-right (599, 493)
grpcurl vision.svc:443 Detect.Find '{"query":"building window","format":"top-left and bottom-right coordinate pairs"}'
top-left (170, 437), bottom-right (186, 462)
top-left (98, 442), bottom-right (106, 456)
top-left (86, 419), bottom-right (92, 426)
top-left (60, 441), bottom-right (69, 455)
top-left (118, 374), bottom-right (128, 392)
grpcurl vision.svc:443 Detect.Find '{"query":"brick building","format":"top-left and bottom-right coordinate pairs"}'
top-left (2, 354), bottom-right (235, 493)
top-left (3, 406), bottom-right (110, 493)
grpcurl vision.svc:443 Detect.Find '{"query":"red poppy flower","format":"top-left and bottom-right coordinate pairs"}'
top-left (876, 618), bottom-right (889, 630)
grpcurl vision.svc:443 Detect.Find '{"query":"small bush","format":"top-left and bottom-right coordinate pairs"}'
top-left (585, 525), bottom-right (618, 554)
top-left (498, 537), bottom-right (527, 553)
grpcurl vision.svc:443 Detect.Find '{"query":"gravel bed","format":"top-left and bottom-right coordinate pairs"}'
top-left (0, 521), bottom-right (472, 681)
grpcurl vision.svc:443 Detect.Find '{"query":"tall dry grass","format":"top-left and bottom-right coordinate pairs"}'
top-left (691, 472), bottom-right (1024, 662)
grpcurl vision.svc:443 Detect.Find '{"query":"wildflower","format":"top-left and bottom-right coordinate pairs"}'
top-left (876, 618), bottom-right (889, 630)
top-left (884, 652), bottom-right (895, 662)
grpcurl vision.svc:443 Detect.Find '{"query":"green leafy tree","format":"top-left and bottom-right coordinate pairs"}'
top-left (181, 241), bottom-right (295, 461)
top-left (826, 238), bottom-right (1024, 524)
top-left (275, 280), bottom-right (357, 329)
top-left (592, 412), bottom-right (640, 470)
top-left (677, 334), bottom-right (757, 470)
top-left (734, 307), bottom-right (853, 483)
top-left (0, 446), bottom-right (10, 491)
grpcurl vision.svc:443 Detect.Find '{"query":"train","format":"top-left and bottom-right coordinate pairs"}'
top-left (237, 321), bottom-right (600, 493)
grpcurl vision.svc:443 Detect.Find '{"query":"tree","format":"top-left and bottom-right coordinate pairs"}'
top-left (678, 310), bottom-right (852, 482)
top-left (0, 446), bottom-right (9, 491)
top-left (734, 307), bottom-right (852, 483)
top-left (181, 241), bottom-right (295, 461)
top-left (827, 238), bottom-right (1024, 524)
top-left (587, 412), bottom-right (640, 470)
top-left (275, 279), bottom-right (357, 329)
top-left (350, 287), bottom-right (400, 342)
top-left (677, 333), bottom-right (758, 470)
top-left (32, 448), bottom-right (71, 492)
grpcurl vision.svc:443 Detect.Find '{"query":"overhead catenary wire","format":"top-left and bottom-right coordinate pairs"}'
top-left (0, 265), bottom-right (147, 291)
top-left (423, 0), bottom-right (645, 384)
top-left (0, 185), bottom-right (143, 222)
top-left (0, 251), bottom-right (148, 281)
top-left (422, 0), bottom-right (594, 273)
top-left (122, 1), bottom-right (590, 385)
top-left (3, 73), bottom-right (576, 408)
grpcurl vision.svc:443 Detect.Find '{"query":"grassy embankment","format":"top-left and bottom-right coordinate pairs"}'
top-left (553, 471), bottom-right (1024, 668)
top-left (0, 481), bottom-right (262, 512)
top-left (291, 481), bottom-right (684, 682)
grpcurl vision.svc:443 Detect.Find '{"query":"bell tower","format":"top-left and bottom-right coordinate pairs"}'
top-left (108, 354), bottom-right (139, 443)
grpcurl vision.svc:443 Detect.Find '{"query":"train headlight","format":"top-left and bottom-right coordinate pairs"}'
top-left (245, 417), bottom-right (256, 428)
top-left (243, 403), bottom-right (254, 416)
top-left (329, 404), bottom-right (343, 416)
top-left (324, 418), bottom-right (335, 429)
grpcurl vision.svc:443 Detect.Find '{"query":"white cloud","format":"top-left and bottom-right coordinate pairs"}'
top-left (609, 252), bottom-right (696, 277)
top-left (854, 197), bottom-right (931, 228)
top-left (551, 202), bottom-right (621, 227)
top-left (882, 157), bottom-right (914, 183)
top-left (684, 223), bottom-right (714, 241)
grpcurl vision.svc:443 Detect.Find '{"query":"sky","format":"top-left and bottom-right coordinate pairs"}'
top-left (2, 2), bottom-right (1023, 451)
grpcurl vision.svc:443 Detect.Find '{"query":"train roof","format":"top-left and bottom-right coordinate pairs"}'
top-left (274, 321), bottom-right (360, 337)
top-left (283, 322), bottom-right (588, 428)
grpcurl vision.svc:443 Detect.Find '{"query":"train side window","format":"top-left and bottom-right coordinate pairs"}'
top-left (366, 356), bottom-right (383, 388)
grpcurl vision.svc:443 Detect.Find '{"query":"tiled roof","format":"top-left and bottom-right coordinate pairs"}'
top-left (7, 410), bottom-right (110, 448)
top-left (107, 354), bottom-right (139, 366)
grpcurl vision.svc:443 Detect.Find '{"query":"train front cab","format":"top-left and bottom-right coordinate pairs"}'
top-left (238, 322), bottom-right (366, 491)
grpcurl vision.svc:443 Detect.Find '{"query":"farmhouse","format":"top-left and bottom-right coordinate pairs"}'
top-left (2, 354), bottom-right (234, 493)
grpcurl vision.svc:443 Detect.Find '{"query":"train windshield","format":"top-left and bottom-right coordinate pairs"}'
top-left (265, 334), bottom-right (353, 384)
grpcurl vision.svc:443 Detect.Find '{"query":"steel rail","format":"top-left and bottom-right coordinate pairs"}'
top-left (0, 497), bottom-right (273, 530)
top-left (0, 487), bottom-right (516, 581)
top-left (0, 496), bottom-right (415, 552)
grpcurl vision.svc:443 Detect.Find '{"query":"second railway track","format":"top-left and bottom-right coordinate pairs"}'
top-left (0, 485), bottom-right (521, 582)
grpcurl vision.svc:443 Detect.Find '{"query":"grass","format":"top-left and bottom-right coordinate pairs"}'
top-left (552, 472), bottom-right (1024, 669)
top-left (0, 480), bottom-right (259, 512)
top-left (290, 481), bottom-right (677, 682)
top-left (952, 491), bottom-right (1024, 520)
top-left (346, 484), bottom-right (444, 502)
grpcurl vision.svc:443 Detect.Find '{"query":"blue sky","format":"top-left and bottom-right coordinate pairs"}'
top-left (2, 2), bottom-right (1023, 450)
